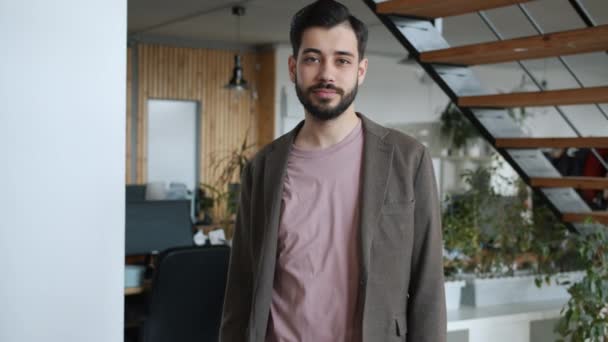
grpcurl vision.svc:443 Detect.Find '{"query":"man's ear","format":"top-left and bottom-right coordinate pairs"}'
top-left (288, 55), bottom-right (297, 83)
top-left (357, 57), bottom-right (368, 86)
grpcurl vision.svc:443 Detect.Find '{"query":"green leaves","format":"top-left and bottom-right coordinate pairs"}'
top-left (439, 102), bottom-right (480, 150)
top-left (555, 228), bottom-right (608, 341)
top-left (441, 163), bottom-right (576, 278)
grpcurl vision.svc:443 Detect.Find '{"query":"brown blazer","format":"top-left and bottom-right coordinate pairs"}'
top-left (220, 114), bottom-right (446, 342)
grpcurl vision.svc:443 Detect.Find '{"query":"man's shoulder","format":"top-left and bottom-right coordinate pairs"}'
top-left (384, 128), bottom-right (425, 151)
top-left (383, 128), bottom-right (429, 171)
top-left (246, 130), bottom-right (293, 170)
top-left (362, 114), bottom-right (427, 157)
top-left (246, 143), bottom-right (271, 171)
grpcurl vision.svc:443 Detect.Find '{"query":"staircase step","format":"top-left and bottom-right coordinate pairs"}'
top-left (420, 25), bottom-right (608, 65)
top-left (530, 177), bottom-right (608, 190)
top-left (495, 138), bottom-right (608, 148)
top-left (562, 212), bottom-right (608, 225)
top-left (459, 86), bottom-right (608, 108)
top-left (376, 0), bottom-right (531, 19)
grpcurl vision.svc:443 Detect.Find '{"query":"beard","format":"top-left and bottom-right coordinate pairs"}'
top-left (295, 76), bottom-right (358, 121)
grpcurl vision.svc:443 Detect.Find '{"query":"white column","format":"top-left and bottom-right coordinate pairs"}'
top-left (0, 1), bottom-right (126, 341)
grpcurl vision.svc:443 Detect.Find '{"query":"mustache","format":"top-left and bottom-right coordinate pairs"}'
top-left (309, 83), bottom-right (344, 95)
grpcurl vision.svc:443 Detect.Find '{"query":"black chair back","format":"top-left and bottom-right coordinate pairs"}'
top-left (143, 245), bottom-right (230, 342)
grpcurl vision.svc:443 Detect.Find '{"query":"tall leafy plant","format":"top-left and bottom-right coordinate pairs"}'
top-left (442, 166), bottom-right (492, 275)
top-left (439, 102), bottom-right (480, 152)
top-left (200, 129), bottom-right (254, 237)
top-left (442, 162), bottom-right (578, 278)
top-left (556, 225), bottom-right (608, 341)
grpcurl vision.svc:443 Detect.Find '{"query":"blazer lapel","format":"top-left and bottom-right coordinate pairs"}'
top-left (253, 121), bottom-right (302, 341)
top-left (359, 115), bottom-right (393, 278)
top-left (262, 122), bottom-right (302, 234)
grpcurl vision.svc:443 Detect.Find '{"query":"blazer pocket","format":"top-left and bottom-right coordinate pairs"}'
top-left (382, 199), bottom-right (415, 216)
top-left (394, 312), bottom-right (407, 337)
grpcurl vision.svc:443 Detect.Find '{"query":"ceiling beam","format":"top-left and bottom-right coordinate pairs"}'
top-left (376, 0), bottom-right (532, 19)
top-left (459, 86), bottom-right (608, 108)
top-left (420, 25), bottom-right (608, 65)
top-left (562, 212), bottom-right (608, 225)
top-left (530, 177), bottom-right (608, 190)
top-left (495, 137), bottom-right (608, 148)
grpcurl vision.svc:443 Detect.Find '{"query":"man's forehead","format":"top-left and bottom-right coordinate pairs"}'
top-left (299, 23), bottom-right (358, 55)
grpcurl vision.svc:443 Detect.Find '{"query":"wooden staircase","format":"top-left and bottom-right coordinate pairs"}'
top-left (366, 0), bottom-right (608, 227)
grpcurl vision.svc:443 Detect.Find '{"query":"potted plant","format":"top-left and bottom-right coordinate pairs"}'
top-left (200, 129), bottom-right (255, 239)
top-left (443, 163), bottom-right (583, 307)
top-left (196, 187), bottom-right (215, 225)
top-left (442, 166), bottom-right (489, 309)
top-left (439, 102), bottom-right (482, 156)
top-left (555, 223), bottom-right (608, 341)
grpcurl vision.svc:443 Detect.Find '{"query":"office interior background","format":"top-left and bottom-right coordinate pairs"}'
top-left (2, 0), bottom-right (607, 341)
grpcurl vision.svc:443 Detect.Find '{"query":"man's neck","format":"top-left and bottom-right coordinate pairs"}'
top-left (294, 108), bottom-right (360, 151)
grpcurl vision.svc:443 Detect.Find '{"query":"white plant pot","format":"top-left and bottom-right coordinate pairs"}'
top-left (444, 280), bottom-right (465, 311)
top-left (466, 139), bottom-right (482, 158)
top-left (460, 271), bottom-right (584, 307)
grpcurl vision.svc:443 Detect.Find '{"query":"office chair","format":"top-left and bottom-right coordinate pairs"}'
top-left (142, 245), bottom-right (230, 342)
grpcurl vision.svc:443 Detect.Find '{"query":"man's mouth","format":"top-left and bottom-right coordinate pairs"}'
top-left (312, 89), bottom-right (337, 99)
top-left (311, 85), bottom-right (342, 100)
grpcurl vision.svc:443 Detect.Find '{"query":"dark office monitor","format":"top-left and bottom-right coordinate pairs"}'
top-left (126, 185), bottom-right (147, 202)
top-left (125, 200), bottom-right (193, 255)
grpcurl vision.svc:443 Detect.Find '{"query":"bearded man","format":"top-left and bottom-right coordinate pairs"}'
top-left (220, 1), bottom-right (446, 341)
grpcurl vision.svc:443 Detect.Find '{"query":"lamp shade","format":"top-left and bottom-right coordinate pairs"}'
top-left (225, 54), bottom-right (248, 91)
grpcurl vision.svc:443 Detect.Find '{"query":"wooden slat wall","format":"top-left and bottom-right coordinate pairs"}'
top-left (125, 44), bottom-right (275, 186)
top-left (256, 49), bottom-right (276, 148)
top-left (126, 47), bottom-right (132, 183)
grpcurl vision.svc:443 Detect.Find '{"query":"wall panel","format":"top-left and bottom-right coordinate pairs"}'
top-left (256, 49), bottom-right (276, 148)
top-left (126, 47), bottom-right (132, 182)
top-left (125, 44), bottom-right (275, 186)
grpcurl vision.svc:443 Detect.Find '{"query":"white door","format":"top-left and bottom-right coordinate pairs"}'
top-left (147, 99), bottom-right (198, 192)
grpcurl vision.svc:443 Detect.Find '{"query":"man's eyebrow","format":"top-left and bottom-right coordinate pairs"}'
top-left (301, 48), bottom-right (322, 55)
top-left (300, 48), bottom-right (355, 58)
top-left (335, 50), bottom-right (355, 57)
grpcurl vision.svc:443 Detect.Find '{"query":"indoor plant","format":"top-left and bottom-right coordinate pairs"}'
top-left (439, 102), bottom-right (482, 156)
top-left (200, 130), bottom-right (254, 238)
top-left (442, 163), bottom-right (583, 307)
top-left (555, 223), bottom-right (608, 341)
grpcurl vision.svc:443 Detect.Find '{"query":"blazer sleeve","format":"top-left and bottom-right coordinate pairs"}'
top-left (219, 162), bottom-right (254, 342)
top-left (407, 147), bottom-right (447, 341)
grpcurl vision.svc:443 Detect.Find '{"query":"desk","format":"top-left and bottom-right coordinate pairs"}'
top-left (125, 287), bottom-right (144, 296)
top-left (124, 279), bottom-right (151, 342)
top-left (125, 254), bottom-right (154, 297)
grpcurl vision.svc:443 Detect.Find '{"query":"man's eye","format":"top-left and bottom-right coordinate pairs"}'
top-left (337, 59), bottom-right (351, 65)
top-left (304, 56), bottom-right (319, 63)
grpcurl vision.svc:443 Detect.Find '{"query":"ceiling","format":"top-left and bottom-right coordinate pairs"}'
top-left (127, 0), bottom-right (608, 59)
top-left (128, 0), bottom-right (401, 56)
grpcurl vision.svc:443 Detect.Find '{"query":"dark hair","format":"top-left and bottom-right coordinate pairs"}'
top-left (290, 0), bottom-right (368, 60)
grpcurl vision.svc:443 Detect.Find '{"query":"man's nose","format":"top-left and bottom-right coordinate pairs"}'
top-left (317, 61), bottom-right (336, 84)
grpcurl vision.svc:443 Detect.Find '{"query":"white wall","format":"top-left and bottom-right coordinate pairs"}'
top-left (0, 1), bottom-right (126, 341)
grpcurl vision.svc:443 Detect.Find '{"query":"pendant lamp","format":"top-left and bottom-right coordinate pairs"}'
top-left (225, 6), bottom-right (248, 91)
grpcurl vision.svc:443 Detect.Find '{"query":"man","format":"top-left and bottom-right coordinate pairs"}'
top-left (220, 1), bottom-right (446, 341)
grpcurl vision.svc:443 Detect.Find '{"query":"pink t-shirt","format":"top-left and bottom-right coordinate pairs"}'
top-left (267, 120), bottom-right (364, 342)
